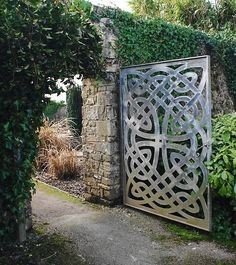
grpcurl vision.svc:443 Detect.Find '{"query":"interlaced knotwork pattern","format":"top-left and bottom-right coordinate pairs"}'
top-left (120, 56), bottom-right (211, 231)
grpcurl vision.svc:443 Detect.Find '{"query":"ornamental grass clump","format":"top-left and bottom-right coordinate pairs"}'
top-left (47, 149), bottom-right (79, 179)
top-left (36, 119), bottom-right (80, 179)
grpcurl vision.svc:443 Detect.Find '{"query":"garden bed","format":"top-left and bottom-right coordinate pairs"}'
top-left (35, 118), bottom-right (85, 198)
top-left (35, 173), bottom-right (85, 198)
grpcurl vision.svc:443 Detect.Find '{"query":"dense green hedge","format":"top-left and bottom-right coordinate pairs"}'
top-left (44, 100), bottom-right (65, 120)
top-left (100, 9), bottom-right (236, 105)
top-left (0, 0), bottom-right (102, 238)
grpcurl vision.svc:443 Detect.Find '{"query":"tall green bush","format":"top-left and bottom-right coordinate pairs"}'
top-left (128, 0), bottom-right (236, 34)
top-left (66, 85), bottom-right (83, 135)
top-left (207, 113), bottom-right (236, 199)
top-left (0, 0), bottom-right (102, 238)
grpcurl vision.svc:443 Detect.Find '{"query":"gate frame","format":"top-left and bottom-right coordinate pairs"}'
top-left (119, 55), bottom-right (212, 231)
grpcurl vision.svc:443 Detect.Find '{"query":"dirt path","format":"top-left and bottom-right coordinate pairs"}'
top-left (32, 185), bottom-right (236, 265)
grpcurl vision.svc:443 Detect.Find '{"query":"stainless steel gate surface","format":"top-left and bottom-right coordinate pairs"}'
top-left (120, 56), bottom-right (211, 231)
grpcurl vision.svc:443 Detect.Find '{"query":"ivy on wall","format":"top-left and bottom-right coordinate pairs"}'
top-left (100, 9), bottom-right (236, 106)
top-left (0, 0), bottom-right (102, 239)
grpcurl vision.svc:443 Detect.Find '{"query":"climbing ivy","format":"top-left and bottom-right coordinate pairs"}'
top-left (0, 0), bottom-right (102, 239)
top-left (100, 9), bottom-right (236, 105)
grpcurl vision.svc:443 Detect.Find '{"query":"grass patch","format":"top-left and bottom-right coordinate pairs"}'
top-left (164, 221), bottom-right (236, 251)
top-left (165, 222), bottom-right (208, 241)
top-left (150, 223), bottom-right (208, 244)
top-left (34, 222), bottom-right (49, 235)
top-left (150, 234), bottom-right (170, 242)
top-left (35, 180), bottom-right (83, 206)
top-left (161, 255), bottom-right (236, 265)
top-left (34, 180), bottom-right (102, 210)
top-left (0, 223), bottom-right (88, 265)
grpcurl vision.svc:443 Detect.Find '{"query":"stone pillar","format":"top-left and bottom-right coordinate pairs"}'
top-left (211, 62), bottom-right (234, 115)
top-left (81, 18), bottom-right (121, 204)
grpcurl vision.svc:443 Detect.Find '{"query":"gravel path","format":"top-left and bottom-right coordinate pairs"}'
top-left (32, 187), bottom-right (236, 265)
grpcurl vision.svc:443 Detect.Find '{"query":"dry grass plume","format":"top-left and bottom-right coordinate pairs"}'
top-left (36, 119), bottom-right (81, 179)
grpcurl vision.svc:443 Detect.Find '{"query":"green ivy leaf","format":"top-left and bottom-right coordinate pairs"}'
top-left (223, 155), bottom-right (229, 165)
top-left (222, 171), bottom-right (228, 180)
top-left (222, 132), bottom-right (230, 141)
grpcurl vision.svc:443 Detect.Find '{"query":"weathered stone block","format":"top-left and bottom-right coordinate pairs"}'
top-left (86, 96), bottom-right (96, 105)
top-left (103, 186), bottom-right (120, 201)
top-left (106, 106), bottom-right (118, 120)
top-left (101, 177), bottom-right (120, 186)
top-left (96, 121), bottom-right (110, 137)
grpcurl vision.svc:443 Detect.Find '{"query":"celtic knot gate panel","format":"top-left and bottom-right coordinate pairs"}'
top-left (120, 56), bottom-right (212, 231)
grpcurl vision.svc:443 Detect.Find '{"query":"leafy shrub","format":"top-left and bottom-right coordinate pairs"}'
top-left (212, 197), bottom-right (236, 240)
top-left (44, 100), bottom-right (65, 120)
top-left (0, 0), bottom-right (101, 238)
top-left (207, 113), bottom-right (236, 199)
top-left (206, 113), bottom-right (236, 239)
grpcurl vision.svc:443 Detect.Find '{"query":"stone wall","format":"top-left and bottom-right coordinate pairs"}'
top-left (211, 62), bottom-right (235, 115)
top-left (81, 18), bottom-right (121, 204)
top-left (80, 12), bottom-right (235, 204)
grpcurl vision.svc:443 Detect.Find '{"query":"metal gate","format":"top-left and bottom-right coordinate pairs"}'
top-left (120, 56), bottom-right (211, 231)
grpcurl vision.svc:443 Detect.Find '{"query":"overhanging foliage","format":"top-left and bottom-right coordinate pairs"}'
top-left (0, 0), bottom-right (102, 238)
